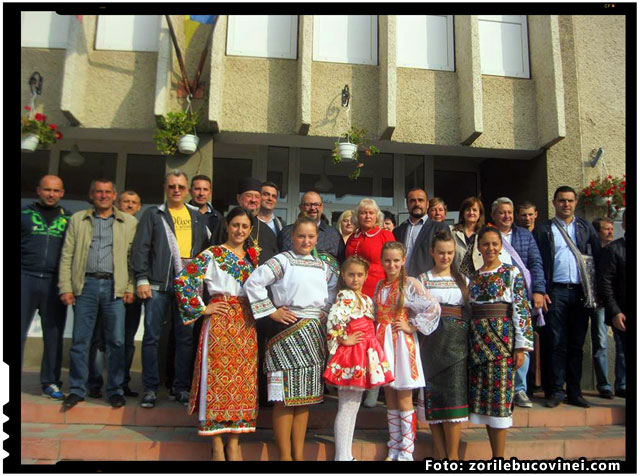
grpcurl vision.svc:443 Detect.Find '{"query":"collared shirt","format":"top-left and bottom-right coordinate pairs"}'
top-left (499, 229), bottom-right (513, 265)
top-left (404, 215), bottom-right (428, 266)
top-left (86, 210), bottom-right (115, 274)
top-left (551, 217), bottom-right (580, 284)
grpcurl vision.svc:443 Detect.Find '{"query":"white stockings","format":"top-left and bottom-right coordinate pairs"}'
top-left (334, 388), bottom-right (363, 461)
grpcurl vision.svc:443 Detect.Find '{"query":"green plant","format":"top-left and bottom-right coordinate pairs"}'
top-left (331, 127), bottom-right (380, 180)
top-left (153, 111), bottom-right (199, 156)
top-left (581, 174), bottom-right (626, 214)
top-left (21, 106), bottom-right (62, 145)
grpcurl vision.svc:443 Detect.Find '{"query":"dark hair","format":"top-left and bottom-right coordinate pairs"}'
top-left (477, 225), bottom-right (502, 244)
top-left (430, 230), bottom-right (469, 301)
top-left (292, 215), bottom-right (319, 234)
top-left (553, 186), bottom-right (577, 200)
top-left (516, 200), bottom-right (537, 213)
top-left (405, 187), bottom-right (427, 201)
top-left (381, 241), bottom-right (408, 312)
top-left (592, 217), bottom-right (614, 232)
top-left (340, 255), bottom-right (370, 307)
top-left (223, 207), bottom-right (254, 251)
top-left (453, 196), bottom-right (485, 232)
top-left (191, 175), bottom-right (211, 187)
top-left (89, 178), bottom-right (116, 194)
top-left (262, 181), bottom-right (280, 193)
top-left (383, 210), bottom-right (396, 227)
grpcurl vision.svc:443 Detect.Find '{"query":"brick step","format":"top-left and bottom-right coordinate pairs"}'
top-left (21, 390), bottom-right (626, 430)
top-left (21, 422), bottom-right (626, 462)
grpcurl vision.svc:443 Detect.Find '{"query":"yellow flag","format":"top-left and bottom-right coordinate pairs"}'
top-left (184, 15), bottom-right (200, 49)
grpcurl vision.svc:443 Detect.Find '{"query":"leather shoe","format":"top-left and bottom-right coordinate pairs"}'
top-left (123, 386), bottom-right (139, 397)
top-left (63, 393), bottom-right (85, 409)
top-left (87, 387), bottom-right (102, 399)
top-left (545, 394), bottom-right (563, 408)
top-left (109, 394), bottom-right (126, 408)
top-left (598, 389), bottom-right (614, 400)
top-left (567, 395), bottom-right (591, 408)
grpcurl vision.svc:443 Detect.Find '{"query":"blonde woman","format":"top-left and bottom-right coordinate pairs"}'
top-left (336, 209), bottom-right (355, 244)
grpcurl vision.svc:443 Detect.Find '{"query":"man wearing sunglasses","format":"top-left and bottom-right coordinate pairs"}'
top-left (130, 170), bottom-right (209, 409)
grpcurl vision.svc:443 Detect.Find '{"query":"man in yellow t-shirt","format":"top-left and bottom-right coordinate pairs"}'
top-left (168, 204), bottom-right (192, 258)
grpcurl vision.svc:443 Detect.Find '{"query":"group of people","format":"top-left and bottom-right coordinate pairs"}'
top-left (21, 171), bottom-right (626, 462)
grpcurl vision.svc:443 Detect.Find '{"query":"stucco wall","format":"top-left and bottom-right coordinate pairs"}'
top-left (21, 49), bottom-right (67, 127)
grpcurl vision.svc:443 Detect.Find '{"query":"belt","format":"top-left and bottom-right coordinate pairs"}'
top-left (552, 282), bottom-right (582, 290)
top-left (471, 303), bottom-right (511, 320)
top-left (85, 272), bottom-right (114, 280)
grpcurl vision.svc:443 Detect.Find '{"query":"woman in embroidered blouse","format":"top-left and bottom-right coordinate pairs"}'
top-left (451, 196), bottom-right (485, 279)
top-left (468, 226), bottom-right (534, 458)
top-left (345, 198), bottom-right (395, 298)
top-left (244, 216), bottom-right (339, 461)
top-left (417, 230), bottom-right (470, 461)
top-left (174, 207), bottom-right (259, 461)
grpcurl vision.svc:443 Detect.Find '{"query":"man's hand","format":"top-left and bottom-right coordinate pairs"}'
top-left (60, 293), bottom-right (75, 306)
top-left (612, 313), bottom-right (626, 332)
top-left (123, 292), bottom-right (135, 304)
top-left (137, 284), bottom-right (153, 300)
top-left (513, 349), bottom-right (526, 369)
top-left (541, 293), bottom-right (552, 313)
top-left (532, 292), bottom-right (545, 311)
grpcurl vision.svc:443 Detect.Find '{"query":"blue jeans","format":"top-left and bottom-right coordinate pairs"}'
top-left (20, 273), bottom-right (67, 389)
top-left (545, 285), bottom-right (590, 399)
top-left (514, 352), bottom-right (530, 393)
top-left (590, 307), bottom-right (611, 392)
top-left (141, 290), bottom-right (193, 393)
top-left (68, 277), bottom-right (125, 398)
top-left (612, 327), bottom-right (626, 392)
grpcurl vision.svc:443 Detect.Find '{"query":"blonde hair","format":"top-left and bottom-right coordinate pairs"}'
top-left (380, 241), bottom-right (408, 312)
top-left (351, 198), bottom-right (384, 228)
top-left (336, 209), bottom-right (354, 236)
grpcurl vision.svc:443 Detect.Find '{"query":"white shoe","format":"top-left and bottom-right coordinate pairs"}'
top-left (514, 390), bottom-right (533, 408)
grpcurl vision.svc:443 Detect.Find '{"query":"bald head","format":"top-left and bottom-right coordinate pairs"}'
top-left (37, 175), bottom-right (64, 207)
top-left (299, 191), bottom-right (324, 221)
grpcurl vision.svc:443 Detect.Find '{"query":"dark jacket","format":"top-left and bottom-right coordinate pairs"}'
top-left (188, 201), bottom-right (223, 239)
top-left (131, 203), bottom-right (209, 291)
top-left (597, 237), bottom-right (626, 325)
top-left (533, 216), bottom-right (601, 293)
top-left (394, 217), bottom-right (449, 277)
top-left (21, 203), bottom-right (70, 278)
top-left (509, 225), bottom-right (546, 295)
top-left (278, 221), bottom-right (346, 264)
top-left (210, 214), bottom-right (278, 266)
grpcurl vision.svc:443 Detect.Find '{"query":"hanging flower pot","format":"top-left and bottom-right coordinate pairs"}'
top-left (594, 196), bottom-right (609, 207)
top-left (337, 139), bottom-right (357, 161)
top-left (177, 134), bottom-right (199, 154)
top-left (21, 134), bottom-right (40, 153)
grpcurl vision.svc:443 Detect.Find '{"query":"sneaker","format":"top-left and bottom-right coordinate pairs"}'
top-left (140, 390), bottom-right (157, 409)
top-left (63, 393), bottom-right (85, 409)
top-left (514, 390), bottom-right (533, 408)
top-left (42, 384), bottom-right (64, 400)
top-left (109, 394), bottom-right (126, 408)
top-left (175, 391), bottom-right (190, 407)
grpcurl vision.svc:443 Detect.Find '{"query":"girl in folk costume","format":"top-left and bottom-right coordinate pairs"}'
top-left (244, 216), bottom-right (339, 461)
top-left (324, 256), bottom-right (395, 461)
top-left (417, 230), bottom-right (470, 460)
top-left (375, 241), bottom-right (440, 461)
top-left (174, 207), bottom-right (259, 461)
top-left (468, 226), bottom-right (534, 458)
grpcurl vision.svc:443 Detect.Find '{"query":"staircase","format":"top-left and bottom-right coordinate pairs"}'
top-left (20, 369), bottom-right (626, 464)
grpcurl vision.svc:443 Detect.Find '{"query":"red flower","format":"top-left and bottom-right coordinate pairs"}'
top-left (247, 247), bottom-right (258, 265)
top-left (24, 105), bottom-right (32, 111)
top-left (55, 131), bottom-right (63, 140)
top-left (185, 263), bottom-right (198, 274)
top-left (189, 297), bottom-right (200, 307)
top-left (49, 123), bottom-right (58, 130)
top-left (484, 336), bottom-right (490, 343)
top-left (34, 113), bottom-right (44, 121)
top-left (507, 357), bottom-right (513, 365)
top-left (212, 247), bottom-right (222, 256)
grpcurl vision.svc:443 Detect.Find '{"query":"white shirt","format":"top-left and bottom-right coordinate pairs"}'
top-left (499, 229), bottom-right (513, 265)
top-left (404, 215), bottom-right (428, 267)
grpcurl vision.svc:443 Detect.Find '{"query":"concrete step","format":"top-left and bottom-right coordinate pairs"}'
top-left (21, 422), bottom-right (626, 462)
top-left (21, 390), bottom-right (626, 430)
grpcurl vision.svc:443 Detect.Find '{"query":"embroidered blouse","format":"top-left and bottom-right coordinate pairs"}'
top-left (174, 245), bottom-right (255, 325)
top-left (244, 251), bottom-right (339, 319)
top-left (374, 277), bottom-right (441, 337)
top-left (469, 264), bottom-right (534, 351)
top-left (418, 271), bottom-right (468, 306)
top-left (326, 289), bottom-right (375, 356)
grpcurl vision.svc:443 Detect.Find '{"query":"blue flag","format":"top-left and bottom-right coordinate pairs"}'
top-left (189, 15), bottom-right (216, 24)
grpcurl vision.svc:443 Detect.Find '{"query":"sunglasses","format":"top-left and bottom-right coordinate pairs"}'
top-left (167, 184), bottom-right (187, 190)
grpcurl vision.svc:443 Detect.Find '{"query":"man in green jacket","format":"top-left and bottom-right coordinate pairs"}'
top-left (58, 178), bottom-right (137, 409)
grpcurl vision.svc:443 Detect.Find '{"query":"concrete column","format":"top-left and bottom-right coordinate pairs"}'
top-left (60, 15), bottom-right (93, 126)
top-left (208, 15), bottom-right (228, 133)
top-left (297, 15), bottom-right (313, 135)
top-left (455, 15), bottom-right (483, 145)
top-left (378, 15), bottom-right (396, 140)
top-left (153, 15), bottom-right (173, 120)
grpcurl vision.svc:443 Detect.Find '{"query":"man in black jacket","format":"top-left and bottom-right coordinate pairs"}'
top-left (533, 186), bottom-right (601, 408)
top-left (188, 174), bottom-right (223, 237)
top-left (131, 170), bottom-right (209, 409)
top-left (21, 175), bottom-right (70, 400)
top-left (597, 210), bottom-right (626, 398)
top-left (393, 188), bottom-right (449, 277)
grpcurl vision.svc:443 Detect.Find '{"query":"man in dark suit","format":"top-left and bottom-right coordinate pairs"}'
top-left (393, 188), bottom-right (449, 277)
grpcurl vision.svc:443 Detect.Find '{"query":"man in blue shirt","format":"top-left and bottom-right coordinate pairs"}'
top-left (534, 186), bottom-right (601, 408)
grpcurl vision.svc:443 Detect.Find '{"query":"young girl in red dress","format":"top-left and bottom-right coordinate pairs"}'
top-left (324, 255), bottom-right (394, 461)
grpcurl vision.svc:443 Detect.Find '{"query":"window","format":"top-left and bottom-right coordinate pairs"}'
top-left (21, 12), bottom-right (71, 49)
top-left (313, 15), bottom-right (378, 65)
top-left (58, 151), bottom-right (117, 201)
top-left (478, 15), bottom-right (530, 78)
top-left (212, 158), bottom-right (253, 214)
top-left (404, 155), bottom-right (426, 193)
top-left (227, 15), bottom-right (298, 59)
top-left (396, 15), bottom-right (454, 71)
top-left (267, 146), bottom-right (289, 201)
top-left (434, 170), bottom-right (478, 212)
top-left (21, 151), bottom-right (51, 198)
top-left (95, 15), bottom-right (160, 52)
top-left (125, 154), bottom-right (166, 206)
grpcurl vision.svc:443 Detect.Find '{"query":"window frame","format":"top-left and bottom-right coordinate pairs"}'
top-left (478, 15), bottom-right (530, 79)
top-left (396, 15), bottom-right (455, 72)
top-left (226, 15), bottom-right (299, 60)
top-left (312, 15), bottom-right (378, 66)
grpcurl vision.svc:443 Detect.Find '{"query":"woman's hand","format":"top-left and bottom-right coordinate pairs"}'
top-left (270, 306), bottom-right (298, 325)
top-left (204, 301), bottom-right (232, 316)
top-left (392, 319), bottom-right (416, 334)
top-left (340, 331), bottom-right (364, 346)
top-left (513, 349), bottom-right (527, 369)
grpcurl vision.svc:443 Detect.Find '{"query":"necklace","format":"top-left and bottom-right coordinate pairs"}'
top-left (250, 218), bottom-right (262, 261)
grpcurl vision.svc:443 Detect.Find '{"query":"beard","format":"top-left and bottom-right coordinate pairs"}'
top-left (410, 207), bottom-right (425, 219)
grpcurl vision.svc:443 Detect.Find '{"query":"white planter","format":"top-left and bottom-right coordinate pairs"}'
top-left (177, 134), bottom-right (199, 154)
top-left (337, 142), bottom-right (357, 161)
top-left (594, 196), bottom-right (609, 206)
top-left (21, 134), bottom-right (39, 153)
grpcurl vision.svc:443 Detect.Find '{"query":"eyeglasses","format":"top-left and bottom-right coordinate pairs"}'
top-left (302, 202), bottom-right (322, 208)
top-left (167, 184), bottom-right (187, 190)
